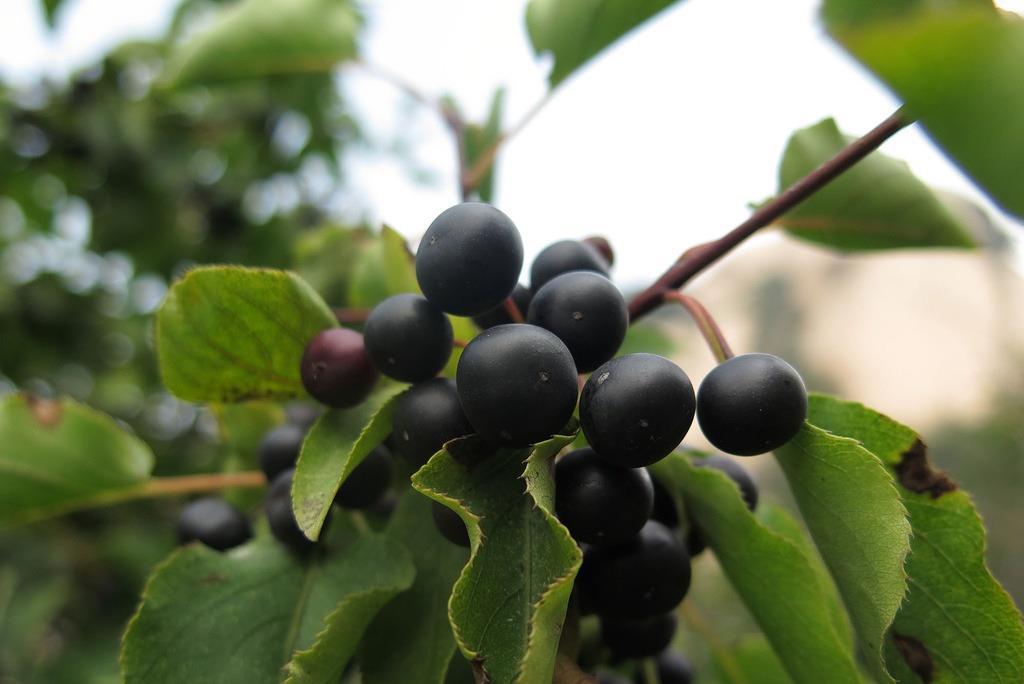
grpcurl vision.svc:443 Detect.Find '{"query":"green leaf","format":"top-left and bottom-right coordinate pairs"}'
top-left (293, 225), bottom-right (375, 307)
top-left (40, 0), bottom-right (65, 27)
top-left (291, 384), bottom-right (405, 541)
top-left (156, 266), bottom-right (336, 403)
top-left (348, 225), bottom-right (421, 308)
top-left (821, 0), bottom-right (990, 27)
top-left (826, 5), bottom-right (1024, 219)
top-left (462, 88), bottom-right (505, 203)
top-left (807, 394), bottom-right (1024, 683)
top-left (775, 118), bottom-right (974, 250)
top-left (411, 428), bottom-right (581, 683)
top-left (0, 395), bottom-right (153, 526)
top-left (166, 0), bottom-right (361, 88)
top-left (212, 401), bottom-right (284, 509)
top-left (361, 488), bottom-right (469, 684)
top-left (775, 424), bottom-right (912, 682)
top-left (712, 636), bottom-right (793, 684)
top-left (526, 0), bottom-right (681, 87)
top-left (616, 319), bottom-right (675, 358)
top-left (651, 453), bottom-right (862, 684)
top-left (121, 523), bottom-right (413, 684)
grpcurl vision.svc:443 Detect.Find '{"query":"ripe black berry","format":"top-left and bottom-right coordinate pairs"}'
top-left (601, 612), bottom-right (678, 659)
top-left (634, 651), bottom-right (694, 684)
top-left (530, 239), bottom-right (609, 291)
top-left (696, 353), bottom-right (807, 456)
top-left (432, 500), bottom-right (470, 547)
top-left (650, 477), bottom-right (679, 529)
top-left (300, 328), bottom-right (379, 408)
top-left (580, 354), bottom-right (695, 467)
top-left (392, 378), bottom-right (474, 465)
top-left (258, 423), bottom-right (305, 481)
top-left (265, 469), bottom-right (314, 552)
top-left (579, 520), bottom-right (691, 619)
top-left (555, 448), bottom-right (653, 546)
top-left (364, 294), bottom-right (453, 382)
top-left (415, 203), bottom-right (524, 316)
top-left (686, 528), bottom-right (708, 557)
top-left (457, 324), bottom-right (578, 447)
top-left (472, 283), bottom-right (533, 330)
top-left (695, 454), bottom-right (758, 511)
top-left (177, 497), bottom-right (252, 551)
top-left (335, 446), bottom-right (392, 510)
top-left (527, 271), bottom-right (627, 373)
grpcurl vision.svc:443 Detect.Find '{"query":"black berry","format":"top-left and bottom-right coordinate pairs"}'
top-left (177, 497), bottom-right (252, 551)
top-left (530, 239), bottom-right (609, 291)
top-left (686, 528), bottom-right (708, 557)
top-left (285, 403), bottom-right (322, 430)
top-left (472, 283), bottom-right (533, 330)
top-left (300, 328), bottom-right (379, 408)
top-left (579, 520), bottom-right (691, 619)
top-left (580, 354), bottom-right (695, 468)
top-left (392, 378), bottom-right (474, 465)
top-left (258, 424), bottom-right (305, 481)
top-left (457, 324), bottom-right (578, 447)
top-left (598, 674), bottom-right (630, 684)
top-left (635, 651), bottom-right (695, 684)
top-left (696, 353), bottom-right (807, 456)
top-left (695, 454), bottom-right (758, 511)
top-left (650, 477), bottom-right (679, 529)
top-left (265, 469), bottom-right (314, 552)
top-left (415, 202), bottom-right (523, 316)
top-left (602, 612), bottom-right (678, 659)
top-left (432, 500), bottom-right (470, 547)
top-left (335, 446), bottom-right (392, 510)
top-left (555, 448), bottom-right (653, 546)
top-left (527, 271), bottom-right (627, 373)
top-left (364, 294), bottom-right (453, 382)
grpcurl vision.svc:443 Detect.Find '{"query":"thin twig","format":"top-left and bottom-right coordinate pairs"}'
top-left (627, 108), bottom-right (911, 321)
top-left (665, 292), bottom-right (734, 363)
top-left (502, 296), bottom-right (525, 323)
top-left (334, 307), bottom-right (371, 324)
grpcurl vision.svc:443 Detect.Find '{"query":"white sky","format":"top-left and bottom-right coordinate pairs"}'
top-left (2, 0), bottom-right (1022, 286)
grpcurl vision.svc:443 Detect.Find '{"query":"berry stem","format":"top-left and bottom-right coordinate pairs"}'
top-left (452, 338), bottom-right (468, 349)
top-left (67, 471), bottom-right (268, 515)
top-left (627, 107), bottom-right (911, 322)
top-left (333, 307), bottom-right (372, 324)
top-left (665, 292), bottom-right (734, 363)
top-left (502, 295), bottom-right (526, 324)
top-left (641, 657), bottom-right (662, 684)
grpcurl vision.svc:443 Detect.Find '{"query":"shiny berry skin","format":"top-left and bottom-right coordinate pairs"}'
top-left (432, 500), bottom-right (470, 547)
top-left (392, 378), bottom-right (474, 465)
top-left (258, 423), bottom-right (305, 481)
top-left (364, 294), bottom-right (453, 382)
top-left (580, 354), bottom-right (695, 467)
top-left (601, 611), bottom-right (678, 658)
top-left (335, 446), bottom-right (392, 510)
top-left (530, 239), bottom-right (609, 291)
top-left (472, 283), bottom-right (533, 330)
top-left (696, 353), bottom-right (807, 456)
top-left (650, 477), bottom-right (680, 529)
top-left (265, 469), bottom-right (314, 552)
top-left (457, 324), bottom-right (578, 447)
top-left (695, 454), bottom-right (758, 511)
top-left (634, 651), bottom-right (694, 684)
top-left (415, 202), bottom-right (523, 316)
top-left (300, 328), bottom-right (378, 408)
top-left (579, 520), bottom-right (691, 619)
top-left (555, 448), bottom-right (653, 546)
top-left (527, 271), bottom-right (627, 373)
top-left (177, 497), bottom-right (252, 551)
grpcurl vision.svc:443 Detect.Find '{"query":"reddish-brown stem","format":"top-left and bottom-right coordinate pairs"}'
top-left (503, 296), bottom-right (525, 323)
top-left (627, 108), bottom-right (911, 321)
top-left (334, 307), bottom-right (371, 325)
top-left (665, 292), bottom-right (734, 363)
top-left (453, 338), bottom-right (468, 349)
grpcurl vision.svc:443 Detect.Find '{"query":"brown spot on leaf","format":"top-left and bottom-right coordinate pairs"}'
top-left (200, 572), bottom-right (226, 585)
top-left (896, 439), bottom-right (957, 498)
top-left (893, 633), bottom-right (934, 682)
top-left (24, 394), bottom-right (62, 427)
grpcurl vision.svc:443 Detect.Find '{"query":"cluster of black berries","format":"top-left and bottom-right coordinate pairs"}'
top-left (177, 405), bottom-right (396, 553)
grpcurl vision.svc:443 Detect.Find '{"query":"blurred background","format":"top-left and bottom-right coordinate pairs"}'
top-left (1, 0), bottom-right (1022, 682)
